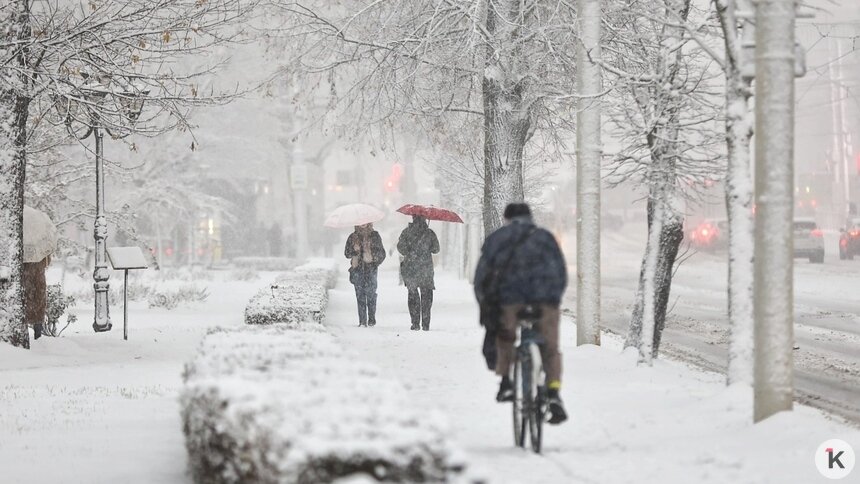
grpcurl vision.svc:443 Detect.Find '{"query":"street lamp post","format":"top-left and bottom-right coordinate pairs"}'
top-left (92, 111), bottom-right (111, 331)
top-left (58, 74), bottom-right (146, 333)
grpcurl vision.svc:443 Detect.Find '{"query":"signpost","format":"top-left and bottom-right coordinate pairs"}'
top-left (107, 247), bottom-right (148, 340)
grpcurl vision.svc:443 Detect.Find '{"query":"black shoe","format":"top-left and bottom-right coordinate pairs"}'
top-left (421, 324), bottom-right (429, 331)
top-left (368, 320), bottom-right (376, 327)
top-left (496, 377), bottom-right (514, 402)
top-left (410, 323), bottom-right (420, 331)
top-left (546, 389), bottom-right (567, 424)
top-left (358, 322), bottom-right (368, 327)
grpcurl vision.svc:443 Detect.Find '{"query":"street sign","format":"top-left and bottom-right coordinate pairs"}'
top-left (291, 163), bottom-right (308, 190)
top-left (107, 246), bottom-right (148, 270)
top-left (107, 246), bottom-right (148, 341)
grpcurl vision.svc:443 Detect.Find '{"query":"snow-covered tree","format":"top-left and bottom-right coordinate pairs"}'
top-left (602, 0), bottom-right (724, 363)
top-left (274, 0), bottom-right (579, 234)
top-left (0, 1), bottom-right (31, 348)
top-left (714, 0), bottom-right (755, 386)
top-left (0, 0), bottom-right (264, 347)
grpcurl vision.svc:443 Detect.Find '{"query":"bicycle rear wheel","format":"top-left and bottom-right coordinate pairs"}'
top-left (527, 342), bottom-right (544, 453)
top-left (512, 357), bottom-right (526, 447)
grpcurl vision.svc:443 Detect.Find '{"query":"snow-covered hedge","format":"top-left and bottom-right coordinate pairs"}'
top-left (243, 259), bottom-right (337, 326)
top-left (232, 256), bottom-right (299, 272)
top-left (180, 324), bottom-right (467, 484)
top-left (292, 258), bottom-right (339, 290)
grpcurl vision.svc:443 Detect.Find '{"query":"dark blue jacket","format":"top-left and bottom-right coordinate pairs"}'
top-left (474, 217), bottom-right (567, 306)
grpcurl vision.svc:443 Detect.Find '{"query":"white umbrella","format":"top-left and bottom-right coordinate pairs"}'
top-left (23, 205), bottom-right (58, 263)
top-left (324, 203), bottom-right (385, 228)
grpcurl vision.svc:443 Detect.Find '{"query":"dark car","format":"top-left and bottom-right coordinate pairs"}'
top-left (839, 218), bottom-right (860, 260)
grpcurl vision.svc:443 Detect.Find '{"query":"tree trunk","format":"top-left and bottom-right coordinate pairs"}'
top-left (0, 0), bottom-right (31, 349)
top-left (651, 206), bottom-right (684, 356)
top-left (725, 79), bottom-right (755, 385)
top-left (717, 0), bottom-right (756, 388)
top-left (626, 193), bottom-right (684, 361)
top-left (480, 0), bottom-right (530, 235)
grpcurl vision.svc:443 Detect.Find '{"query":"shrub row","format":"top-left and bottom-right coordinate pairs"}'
top-left (243, 259), bottom-right (338, 326)
top-left (180, 324), bottom-right (469, 484)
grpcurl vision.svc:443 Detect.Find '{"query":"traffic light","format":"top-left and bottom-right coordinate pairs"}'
top-left (385, 162), bottom-right (403, 192)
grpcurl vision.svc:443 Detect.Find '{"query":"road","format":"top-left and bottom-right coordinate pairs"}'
top-left (564, 226), bottom-right (860, 423)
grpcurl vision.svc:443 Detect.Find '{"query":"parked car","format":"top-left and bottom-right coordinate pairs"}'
top-left (689, 219), bottom-right (728, 251)
top-left (838, 217), bottom-right (860, 260)
top-left (793, 219), bottom-right (824, 263)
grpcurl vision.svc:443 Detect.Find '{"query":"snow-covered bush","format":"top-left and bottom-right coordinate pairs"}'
top-left (44, 284), bottom-right (77, 337)
top-left (232, 256), bottom-right (299, 272)
top-left (228, 267), bottom-right (260, 281)
top-left (148, 284), bottom-right (209, 310)
top-left (293, 258), bottom-right (339, 289)
top-left (243, 259), bottom-right (337, 326)
top-left (156, 268), bottom-right (215, 282)
top-left (69, 280), bottom-right (153, 303)
top-left (181, 325), bottom-right (467, 484)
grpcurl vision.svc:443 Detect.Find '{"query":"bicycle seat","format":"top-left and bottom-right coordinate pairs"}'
top-left (517, 305), bottom-right (542, 321)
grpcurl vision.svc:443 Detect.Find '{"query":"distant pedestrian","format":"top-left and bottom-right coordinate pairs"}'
top-left (23, 256), bottom-right (51, 340)
top-left (345, 223), bottom-right (386, 327)
top-left (397, 215), bottom-right (440, 331)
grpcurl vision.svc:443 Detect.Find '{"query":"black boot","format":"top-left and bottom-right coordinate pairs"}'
top-left (33, 323), bottom-right (42, 340)
top-left (546, 388), bottom-right (568, 424)
top-left (496, 376), bottom-right (514, 402)
top-left (410, 323), bottom-right (420, 331)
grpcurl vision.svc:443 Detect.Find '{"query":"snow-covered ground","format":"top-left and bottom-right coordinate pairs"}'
top-left (0, 269), bottom-right (279, 484)
top-left (1, 261), bottom-right (859, 484)
top-left (328, 264), bottom-right (860, 484)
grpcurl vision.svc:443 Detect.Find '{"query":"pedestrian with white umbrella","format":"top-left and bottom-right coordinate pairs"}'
top-left (23, 206), bottom-right (58, 340)
top-left (325, 204), bottom-right (387, 327)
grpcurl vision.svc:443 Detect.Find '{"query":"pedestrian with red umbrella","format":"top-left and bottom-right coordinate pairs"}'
top-left (396, 204), bottom-right (461, 331)
top-left (397, 215), bottom-right (440, 331)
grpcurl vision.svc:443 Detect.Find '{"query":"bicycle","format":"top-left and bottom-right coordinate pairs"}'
top-left (511, 305), bottom-right (547, 453)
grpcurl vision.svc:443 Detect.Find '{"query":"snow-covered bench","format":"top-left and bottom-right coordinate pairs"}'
top-left (243, 259), bottom-right (337, 326)
top-left (180, 324), bottom-right (467, 484)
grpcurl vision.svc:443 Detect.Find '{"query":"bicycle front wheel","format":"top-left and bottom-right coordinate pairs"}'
top-left (512, 357), bottom-right (526, 447)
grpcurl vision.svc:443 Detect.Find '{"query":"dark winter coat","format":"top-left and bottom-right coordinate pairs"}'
top-left (474, 217), bottom-right (567, 306)
top-left (397, 221), bottom-right (440, 289)
top-left (23, 256), bottom-right (50, 325)
top-left (344, 229), bottom-right (386, 285)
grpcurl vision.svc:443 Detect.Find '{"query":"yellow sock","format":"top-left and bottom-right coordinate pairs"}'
top-left (548, 380), bottom-right (561, 390)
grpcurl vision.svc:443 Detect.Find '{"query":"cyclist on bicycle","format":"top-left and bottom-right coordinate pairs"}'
top-left (474, 203), bottom-right (568, 424)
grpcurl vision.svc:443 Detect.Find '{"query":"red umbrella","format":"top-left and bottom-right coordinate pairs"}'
top-left (397, 204), bottom-right (464, 223)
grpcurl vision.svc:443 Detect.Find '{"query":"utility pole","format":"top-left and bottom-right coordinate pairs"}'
top-left (835, 38), bottom-right (854, 224)
top-left (828, 35), bottom-right (846, 226)
top-left (575, 0), bottom-right (602, 346)
top-left (753, 0), bottom-right (796, 422)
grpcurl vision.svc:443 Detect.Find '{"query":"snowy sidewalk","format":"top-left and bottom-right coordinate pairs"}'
top-left (327, 265), bottom-right (860, 484)
top-left (0, 272), bottom-right (278, 484)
